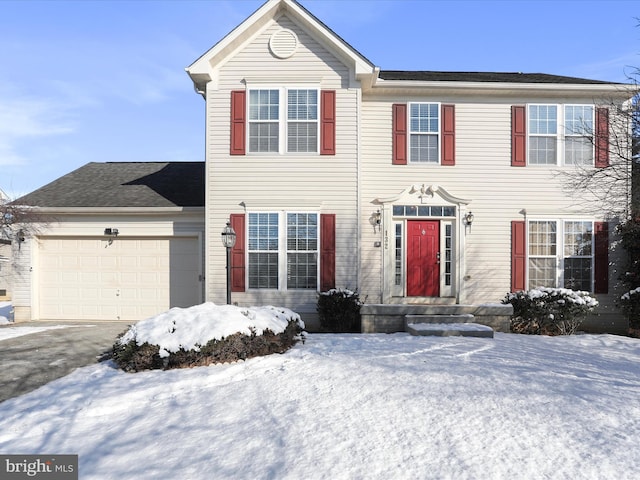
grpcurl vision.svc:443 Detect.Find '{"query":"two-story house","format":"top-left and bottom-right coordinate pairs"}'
top-left (11, 0), bottom-right (632, 333)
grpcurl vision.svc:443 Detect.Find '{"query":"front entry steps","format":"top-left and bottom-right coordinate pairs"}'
top-left (405, 314), bottom-right (494, 338)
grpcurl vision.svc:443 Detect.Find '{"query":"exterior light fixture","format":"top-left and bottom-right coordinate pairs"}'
top-left (464, 212), bottom-right (475, 227)
top-left (104, 228), bottom-right (119, 246)
top-left (221, 221), bottom-right (237, 304)
top-left (371, 210), bottom-right (382, 233)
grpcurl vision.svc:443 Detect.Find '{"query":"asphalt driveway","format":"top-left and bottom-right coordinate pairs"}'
top-left (0, 321), bottom-right (130, 403)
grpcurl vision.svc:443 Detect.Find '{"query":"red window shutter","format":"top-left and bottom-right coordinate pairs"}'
top-left (595, 107), bottom-right (609, 168)
top-left (511, 105), bottom-right (526, 167)
top-left (230, 214), bottom-right (246, 292)
top-left (320, 214), bottom-right (336, 291)
top-left (392, 104), bottom-right (407, 165)
top-left (441, 104), bottom-right (455, 166)
top-left (230, 91), bottom-right (246, 156)
top-left (511, 221), bottom-right (526, 292)
top-left (594, 221), bottom-right (609, 294)
top-left (320, 90), bottom-right (336, 155)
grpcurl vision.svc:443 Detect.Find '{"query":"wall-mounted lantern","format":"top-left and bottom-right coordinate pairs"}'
top-left (464, 211), bottom-right (474, 232)
top-left (104, 228), bottom-right (119, 245)
top-left (221, 221), bottom-right (237, 304)
top-left (370, 209), bottom-right (382, 233)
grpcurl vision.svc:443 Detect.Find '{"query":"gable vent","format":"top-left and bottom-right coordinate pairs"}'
top-left (269, 29), bottom-right (298, 59)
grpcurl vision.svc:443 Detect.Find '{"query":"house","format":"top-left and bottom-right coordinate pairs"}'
top-left (11, 0), bottom-right (633, 333)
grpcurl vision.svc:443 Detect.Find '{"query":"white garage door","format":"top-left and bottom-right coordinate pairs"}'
top-left (38, 237), bottom-right (202, 321)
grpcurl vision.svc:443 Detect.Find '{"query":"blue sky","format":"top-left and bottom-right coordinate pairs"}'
top-left (1, 0), bottom-right (638, 197)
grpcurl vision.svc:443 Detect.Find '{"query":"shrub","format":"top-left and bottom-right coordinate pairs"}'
top-left (503, 287), bottom-right (598, 335)
top-left (620, 287), bottom-right (640, 334)
top-left (113, 319), bottom-right (303, 372)
top-left (317, 288), bottom-right (363, 333)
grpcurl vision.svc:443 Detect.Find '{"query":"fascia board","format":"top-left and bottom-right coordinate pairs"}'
top-left (25, 207), bottom-right (205, 215)
top-left (369, 80), bottom-right (636, 99)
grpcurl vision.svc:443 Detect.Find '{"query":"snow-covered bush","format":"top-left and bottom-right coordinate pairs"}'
top-left (620, 287), bottom-right (640, 334)
top-left (502, 287), bottom-right (598, 335)
top-left (317, 288), bottom-right (363, 333)
top-left (112, 303), bottom-right (305, 372)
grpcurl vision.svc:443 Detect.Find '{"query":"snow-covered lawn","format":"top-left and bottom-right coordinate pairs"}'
top-left (1, 330), bottom-right (639, 479)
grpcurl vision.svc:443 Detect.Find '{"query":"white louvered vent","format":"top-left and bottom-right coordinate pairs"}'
top-left (269, 29), bottom-right (298, 59)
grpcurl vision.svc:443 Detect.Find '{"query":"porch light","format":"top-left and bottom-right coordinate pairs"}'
top-left (464, 212), bottom-right (474, 226)
top-left (370, 210), bottom-right (382, 233)
top-left (221, 222), bottom-right (237, 304)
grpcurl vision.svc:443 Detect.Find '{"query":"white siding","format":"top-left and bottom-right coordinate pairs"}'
top-left (205, 16), bottom-right (359, 314)
top-left (360, 94), bottom-right (623, 308)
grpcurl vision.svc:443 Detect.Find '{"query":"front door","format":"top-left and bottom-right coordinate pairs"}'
top-left (407, 220), bottom-right (440, 296)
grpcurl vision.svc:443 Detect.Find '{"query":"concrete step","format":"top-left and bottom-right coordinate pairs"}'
top-left (407, 322), bottom-right (494, 338)
top-left (405, 313), bottom-right (475, 325)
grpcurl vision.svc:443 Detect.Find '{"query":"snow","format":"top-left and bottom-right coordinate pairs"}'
top-left (1, 304), bottom-right (639, 479)
top-left (0, 324), bottom-right (73, 340)
top-left (118, 303), bottom-right (303, 358)
top-left (408, 322), bottom-right (493, 332)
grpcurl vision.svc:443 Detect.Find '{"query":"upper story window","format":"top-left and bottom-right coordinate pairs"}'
top-left (527, 104), bottom-right (594, 166)
top-left (409, 103), bottom-right (440, 163)
top-left (248, 88), bottom-right (319, 154)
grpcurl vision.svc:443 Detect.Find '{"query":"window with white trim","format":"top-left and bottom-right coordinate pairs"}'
top-left (527, 220), bottom-right (594, 291)
top-left (248, 87), bottom-right (319, 154)
top-left (409, 103), bottom-right (440, 163)
top-left (248, 212), bottom-right (319, 290)
top-left (528, 104), bottom-right (595, 166)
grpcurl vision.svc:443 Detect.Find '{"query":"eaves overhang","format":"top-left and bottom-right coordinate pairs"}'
top-left (367, 79), bottom-right (636, 99)
top-left (24, 207), bottom-right (205, 216)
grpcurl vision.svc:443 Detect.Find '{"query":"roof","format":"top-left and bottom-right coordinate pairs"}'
top-left (378, 71), bottom-right (621, 85)
top-left (16, 162), bottom-right (205, 208)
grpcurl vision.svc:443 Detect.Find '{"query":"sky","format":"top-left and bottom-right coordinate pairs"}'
top-left (1, 0), bottom-right (638, 198)
top-left (0, 304), bottom-right (639, 478)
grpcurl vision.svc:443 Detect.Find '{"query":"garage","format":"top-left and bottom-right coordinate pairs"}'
top-left (38, 236), bottom-right (202, 321)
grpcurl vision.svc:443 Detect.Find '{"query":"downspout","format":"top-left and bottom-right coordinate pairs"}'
top-left (356, 86), bottom-right (361, 295)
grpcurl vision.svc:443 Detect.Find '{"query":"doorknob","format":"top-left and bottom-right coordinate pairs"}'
top-left (436, 252), bottom-right (441, 264)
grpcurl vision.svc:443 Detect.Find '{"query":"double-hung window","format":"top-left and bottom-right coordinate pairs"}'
top-left (528, 105), bottom-right (558, 165)
top-left (564, 105), bottom-right (594, 165)
top-left (248, 212), bottom-right (318, 290)
top-left (409, 103), bottom-right (440, 163)
top-left (248, 88), bottom-right (319, 154)
top-left (527, 220), bottom-right (594, 291)
top-left (527, 104), bottom-right (595, 165)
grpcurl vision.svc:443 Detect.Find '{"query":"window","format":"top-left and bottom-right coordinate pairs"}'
top-left (528, 105), bottom-right (557, 165)
top-left (287, 90), bottom-right (318, 153)
top-left (248, 213), bottom-right (279, 289)
top-left (410, 103), bottom-right (440, 162)
top-left (564, 106), bottom-right (594, 165)
top-left (287, 213), bottom-right (318, 289)
top-left (248, 212), bottom-right (318, 290)
top-left (527, 220), bottom-right (594, 290)
top-left (249, 90), bottom-right (279, 153)
top-left (527, 104), bottom-right (595, 166)
top-left (248, 88), bottom-right (318, 154)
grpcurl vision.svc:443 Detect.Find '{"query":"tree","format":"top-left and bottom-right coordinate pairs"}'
top-left (0, 189), bottom-right (49, 246)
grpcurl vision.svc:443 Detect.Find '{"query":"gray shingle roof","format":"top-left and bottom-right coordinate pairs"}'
top-left (378, 71), bottom-right (620, 84)
top-left (16, 162), bottom-right (205, 208)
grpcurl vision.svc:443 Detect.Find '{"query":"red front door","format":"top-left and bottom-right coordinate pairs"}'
top-left (407, 220), bottom-right (440, 297)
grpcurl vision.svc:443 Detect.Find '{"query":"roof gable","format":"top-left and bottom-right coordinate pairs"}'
top-left (186, 0), bottom-right (376, 92)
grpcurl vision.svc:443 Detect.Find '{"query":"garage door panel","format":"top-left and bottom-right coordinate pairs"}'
top-left (39, 237), bottom-right (201, 321)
